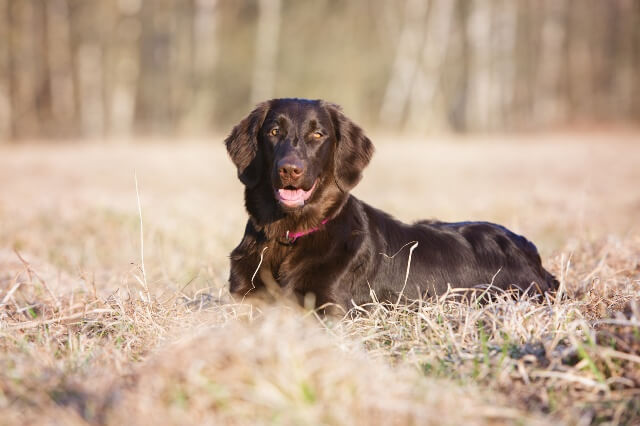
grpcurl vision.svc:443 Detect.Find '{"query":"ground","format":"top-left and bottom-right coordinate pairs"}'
top-left (1, 133), bottom-right (639, 425)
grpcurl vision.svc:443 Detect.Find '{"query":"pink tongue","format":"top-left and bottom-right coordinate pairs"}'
top-left (278, 188), bottom-right (308, 201)
top-left (277, 181), bottom-right (316, 206)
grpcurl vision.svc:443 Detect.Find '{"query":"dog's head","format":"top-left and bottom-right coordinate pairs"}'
top-left (225, 98), bottom-right (374, 213)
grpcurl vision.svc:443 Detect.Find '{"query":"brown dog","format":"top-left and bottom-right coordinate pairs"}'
top-left (225, 98), bottom-right (557, 310)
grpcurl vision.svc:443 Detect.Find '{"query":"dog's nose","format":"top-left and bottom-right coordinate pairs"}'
top-left (279, 163), bottom-right (303, 180)
top-left (278, 159), bottom-right (304, 181)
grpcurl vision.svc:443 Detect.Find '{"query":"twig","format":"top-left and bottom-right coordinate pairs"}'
top-left (593, 318), bottom-right (640, 327)
top-left (9, 308), bottom-right (116, 330)
top-left (1, 280), bottom-right (22, 306)
top-left (134, 170), bottom-right (151, 304)
top-left (13, 249), bottom-right (61, 306)
top-left (599, 347), bottom-right (640, 364)
top-left (530, 370), bottom-right (609, 392)
top-left (475, 268), bottom-right (501, 303)
top-left (555, 252), bottom-right (571, 307)
top-left (388, 241), bottom-right (418, 306)
top-left (245, 246), bottom-right (269, 298)
top-left (379, 240), bottom-right (418, 260)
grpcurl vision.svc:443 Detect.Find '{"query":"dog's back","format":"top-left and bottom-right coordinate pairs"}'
top-left (347, 204), bottom-right (559, 303)
top-left (417, 219), bottom-right (558, 293)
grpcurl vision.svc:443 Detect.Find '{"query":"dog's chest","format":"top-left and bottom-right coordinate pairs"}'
top-left (263, 242), bottom-right (324, 290)
top-left (261, 243), bottom-right (295, 286)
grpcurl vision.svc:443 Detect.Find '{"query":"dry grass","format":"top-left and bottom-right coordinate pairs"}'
top-left (1, 133), bottom-right (639, 425)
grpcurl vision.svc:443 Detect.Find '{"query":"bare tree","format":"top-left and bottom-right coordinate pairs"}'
top-left (465, 0), bottom-right (494, 131)
top-left (491, 0), bottom-right (517, 130)
top-left (379, 0), bottom-right (429, 128)
top-left (406, 0), bottom-right (456, 133)
top-left (535, 0), bottom-right (568, 127)
top-left (9, 1), bottom-right (43, 139)
top-left (250, 0), bottom-right (281, 104)
top-left (77, 43), bottom-right (105, 137)
top-left (0, 0), bottom-right (10, 141)
top-left (45, 0), bottom-right (76, 137)
top-left (134, 0), bottom-right (172, 135)
top-left (633, 0), bottom-right (640, 120)
top-left (608, 0), bottom-right (635, 120)
top-left (185, 0), bottom-right (219, 133)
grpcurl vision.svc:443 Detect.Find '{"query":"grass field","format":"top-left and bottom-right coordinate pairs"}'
top-left (1, 133), bottom-right (639, 425)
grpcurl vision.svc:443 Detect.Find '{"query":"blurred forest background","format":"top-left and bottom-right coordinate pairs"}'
top-left (0, 0), bottom-right (639, 141)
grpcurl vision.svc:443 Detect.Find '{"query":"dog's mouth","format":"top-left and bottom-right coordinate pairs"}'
top-left (274, 180), bottom-right (318, 208)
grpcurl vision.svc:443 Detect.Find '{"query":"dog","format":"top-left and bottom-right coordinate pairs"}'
top-left (225, 98), bottom-right (558, 310)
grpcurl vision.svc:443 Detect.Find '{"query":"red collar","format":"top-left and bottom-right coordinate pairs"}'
top-left (284, 218), bottom-right (330, 244)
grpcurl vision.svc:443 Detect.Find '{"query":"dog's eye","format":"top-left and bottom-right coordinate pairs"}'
top-left (270, 128), bottom-right (279, 137)
top-left (312, 131), bottom-right (323, 139)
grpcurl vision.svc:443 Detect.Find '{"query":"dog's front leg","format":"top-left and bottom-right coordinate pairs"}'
top-left (228, 223), bottom-right (267, 296)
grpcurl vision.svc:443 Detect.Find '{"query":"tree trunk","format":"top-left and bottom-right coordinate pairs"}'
top-left (134, 0), bottom-right (172, 135)
top-left (10, 1), bottom-right (43, 139)
top-left (465, 0), bottom-right (493, 131)
top-left (633, 0), bottom-right (640, 120)
top-left (406, 0), bottom-right (456, 133)
top-left (108, 0), bottom-right (142, 139)
top-left (250, 0), bottom-right (281, 104)
top-left (0, 0), bottom-right (10, 141)
top-left (535, 0), bottom-right (567, 127)
top-left (45, 0), bottom-right (76, 138)
top-left (379, 0), bottom-right (429, 128)
top-left (186, 0), bottom-right (218, 134)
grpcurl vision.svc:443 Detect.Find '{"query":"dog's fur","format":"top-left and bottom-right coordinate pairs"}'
top-left (225, 98), bottom-right (558, 311)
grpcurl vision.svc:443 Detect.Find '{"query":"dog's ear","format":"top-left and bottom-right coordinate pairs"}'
top-left (325, 102), bottom-right (374, 192)
top-left (225, 101), bottom-right (270, 188)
